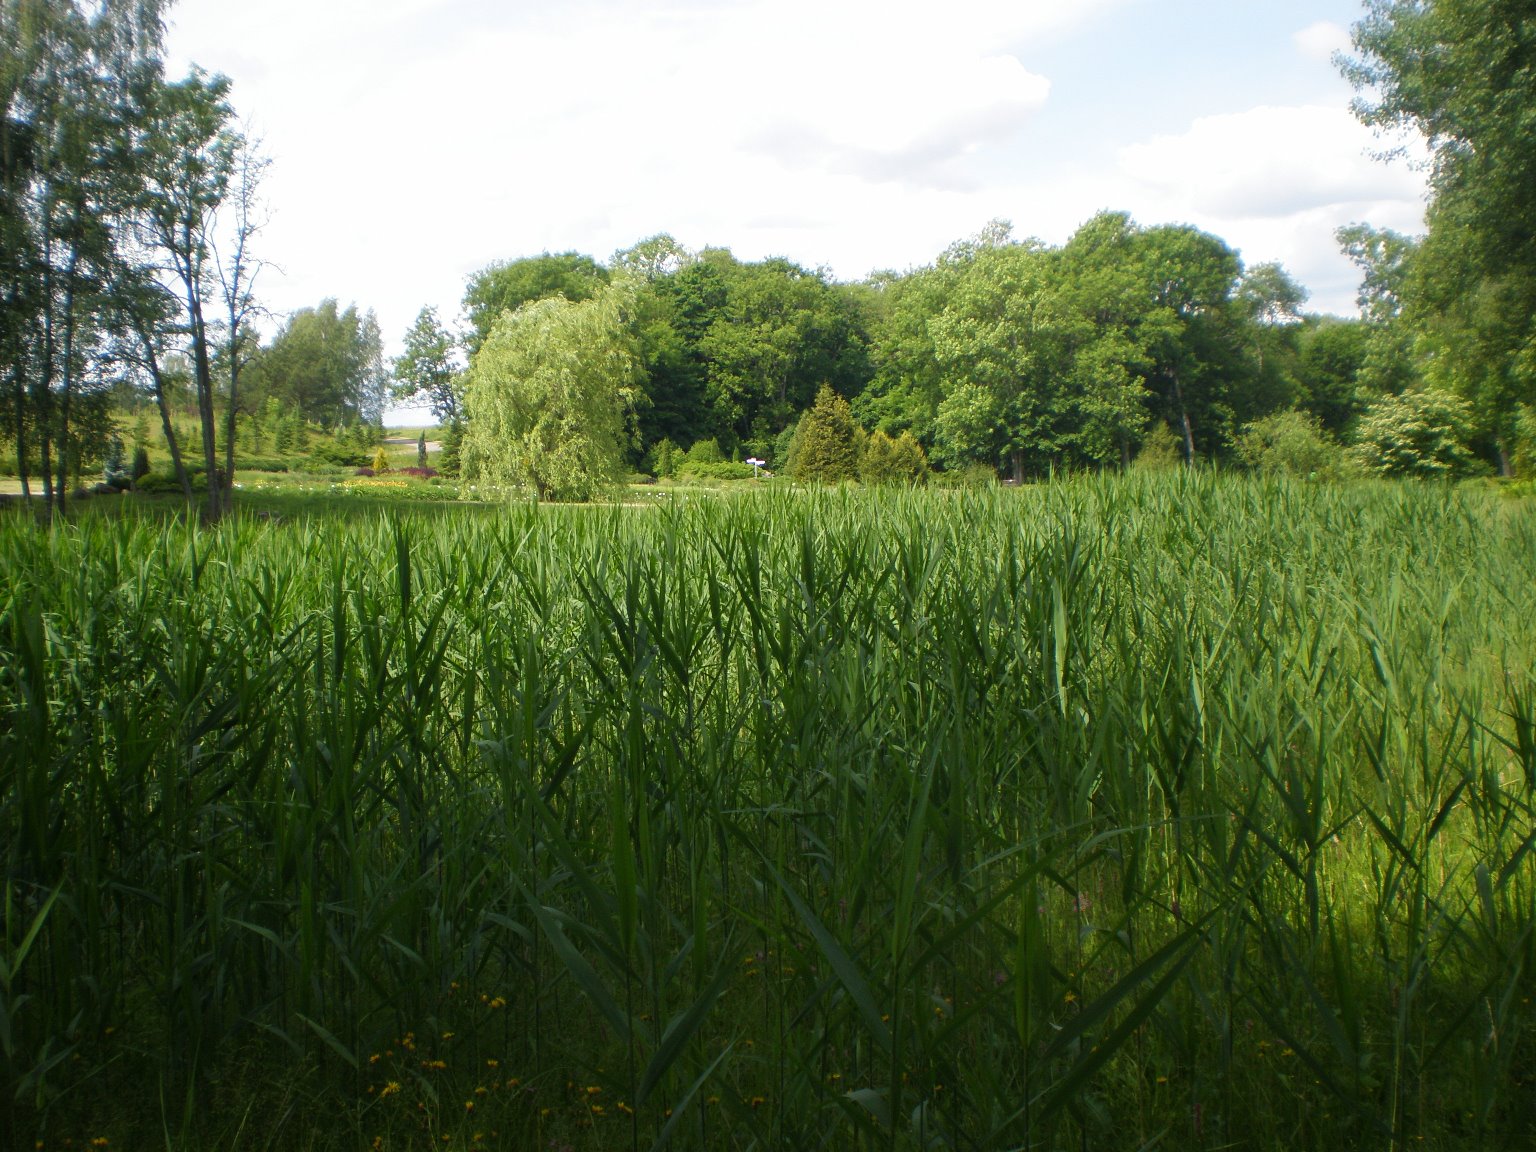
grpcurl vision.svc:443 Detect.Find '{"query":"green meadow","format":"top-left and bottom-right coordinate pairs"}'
top-left (1, 474), bottom-right (1533, 1150)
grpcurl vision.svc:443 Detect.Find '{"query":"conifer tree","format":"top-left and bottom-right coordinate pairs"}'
top-left (793, 385), bottom-right (858, 483)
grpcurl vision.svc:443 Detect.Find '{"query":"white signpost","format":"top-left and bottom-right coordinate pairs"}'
top-left (746, 456), bottom-right (766, 478)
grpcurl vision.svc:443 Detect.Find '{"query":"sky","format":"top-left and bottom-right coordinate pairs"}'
top-left (164, 0), bottom-right (1429, 422)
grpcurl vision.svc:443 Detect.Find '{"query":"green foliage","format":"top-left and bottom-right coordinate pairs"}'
top-left (1351, 386), bottom-right (1479, 477)
top-left (1133, 421), bottom-right (1184, 472)
top-left (692, 254), bottom-right (870, 442)
top-left (1297, 317), bottom-right (1371, 434)
top-left (461, 288), bottom-right (639, 501)
top-left (102, 436), bottom-right (126, 486)
top-left (462, 251), bottom-right (610, 355)
top-left (247, 300), bottom-right (388, 427)
top-left (232, 456), bottom-right (292, 473)
top-left (684, 437), bottom-right (722, 464)
top-left (930, 461), bottom-right (998, 488)
top-left (792, 385), bottom-right (858, 483)
top-left (647, 437), bottom-right (680, 478)
top-left (866, 213), bottom-right (1259, 479)
top-left (934, 381), bottom-right (1001, 470)
top-left (370, 445), bottom-right (390, 474)
top-left (130, 445), bottom-right (152, 483)
top-left (135, 467), bottom-right (211, 494)
top-left (1235, 409), bottom-right (1350, 479)
top-left (1, 481), bottom-right (1533, 1146)
top-left (858, 429), bottom-right (929, 486)
top-left (416, 430), bottom-right (427, 468)
top-left (773, 419), bottom-right (801, 471)
top-left (438, 418), bottom-right (463, 478)
top-left (307, 437), bottom-right (369, 469)
top-left (392, 306), bottom-right (462, 424)
top-left (1343, 4), bottom-right (1536, 469)
top-left (1513, 404), bottom-right (1536, 479)
top-left (675, 459), bottom-right (755, 482)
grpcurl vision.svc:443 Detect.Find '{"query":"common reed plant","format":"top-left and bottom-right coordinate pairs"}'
top-left (0, 473), bottom-right (1532, 1150)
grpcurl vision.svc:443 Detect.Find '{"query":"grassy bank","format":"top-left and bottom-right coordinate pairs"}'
top-left (1, 474), bottom-right (1533, 1150)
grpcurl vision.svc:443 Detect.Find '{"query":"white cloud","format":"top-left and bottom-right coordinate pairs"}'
top-left (1119, 105), bottom-right (1424, 218)
top-left (1294, 20), bottom-right (1352, 64)
top-left (161, 0), bottom-right (1119, 356)
top-left (1112, 104), bottom-right (1427, 313)
top-left (162, 0), bottom-right (1409, 354)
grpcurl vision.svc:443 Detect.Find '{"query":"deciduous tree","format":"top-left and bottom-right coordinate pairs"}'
top-left (460, 287), bottom-right (639, 501)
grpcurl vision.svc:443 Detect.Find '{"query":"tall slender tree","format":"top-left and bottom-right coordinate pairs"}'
top-left (134, 67), bottom-right (239, 521)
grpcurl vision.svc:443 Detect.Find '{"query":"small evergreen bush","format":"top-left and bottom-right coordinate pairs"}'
top-left (1133, 422), bottom-right (1184, 471)
top-left (859, 429), bottom-right (930, 486)
top-left (792, 386), bottom-right (858, 484)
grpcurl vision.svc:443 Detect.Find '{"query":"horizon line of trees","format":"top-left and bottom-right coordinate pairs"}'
top-left (391, 208), bottom-right (1528, 499)
top-left (8, 0), bottom-right (1534, 508)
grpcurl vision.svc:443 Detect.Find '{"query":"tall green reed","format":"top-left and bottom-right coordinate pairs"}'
top-left (0, 475), bottom-right (1531, 1149)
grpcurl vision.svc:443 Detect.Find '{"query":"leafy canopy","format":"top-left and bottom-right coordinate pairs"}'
top-left (461, 287), bottom-right (640, 501)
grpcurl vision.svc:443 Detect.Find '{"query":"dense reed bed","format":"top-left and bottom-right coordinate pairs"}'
top-left (1, 475), bottom-right (1533, 1151)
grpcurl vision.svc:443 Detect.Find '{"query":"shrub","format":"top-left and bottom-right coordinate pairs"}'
top-left (135, 469), bottom-right (206, 495)
top-left (131, 446), bottom-right (152, 483)
top-left (859, 429), bottom-right (929, 486)
top-left (439, 420), bottom-right (464, 478)
top-left (685, 438), bottom-right (723, 465)
top-left (102, 437), bottom-right (127, 487)
top-left (236, 457), bottom-right (293, 473)
top-left (310, 439), bottom-right (370, 469)
top-left (774, 421), bottom-right (801, 473)
top-left (397, 466), bottom-right (439, 480)
top-left (1133, 422), bottom-right (1184, 471)
top-left (647, 438), bottom-right (680, 479)
top-left (793, 385), bottom-right (858, 484)
top-left (676, 460), bottom-right (755, 482)
top-left (1234, 409), bottom-right (1351, 479)
top-left (1350, 386), bottom-right (1478, 478)
top-left (931, 462), bottom-right (997, 489)
top-left (371, 446), bottom-right (391, 474)
top-left (1512, 404), bottom-right (1536, 479)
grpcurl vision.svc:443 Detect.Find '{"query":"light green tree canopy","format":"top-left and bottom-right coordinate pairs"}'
top-left (461, 287), bottom-right (640, 501)
top-left (1350, 385), bottom-right (1477, 477)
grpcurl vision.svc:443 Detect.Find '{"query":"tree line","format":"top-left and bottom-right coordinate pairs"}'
top-left (6, 0), bottom-right (1533, 509)
top-left (425, 214), bottom-right (1499, 498)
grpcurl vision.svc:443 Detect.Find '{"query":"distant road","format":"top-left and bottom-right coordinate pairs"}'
top-left (383, 437), bottom-right (441, 452)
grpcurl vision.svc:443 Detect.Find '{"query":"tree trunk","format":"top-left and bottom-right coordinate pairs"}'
top-left (1169, 369), bottom-right (1196, 467)
top-left (220, 369), bottom-right (238, 517)
top-left (1497, 439), bottom-right (1512, 479)
top-left (220, 298), bottom-right (245, 518)
top-left (133, 317), bottom-right (193, 503)
top-left (36, 232), bottom-right (55, 513)
top-left (9, 360), bottom-right (29, 500)
top-left (183, 259), bottom-right (221, 523)
top-left (53, 245), bottom-right (81, 518)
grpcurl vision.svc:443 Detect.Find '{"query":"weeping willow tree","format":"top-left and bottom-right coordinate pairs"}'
top-left (461, 285), bottom-right (640, 501)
